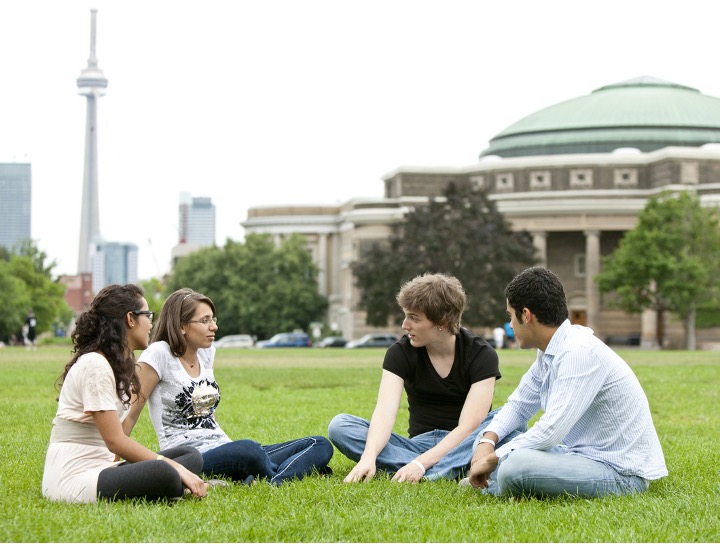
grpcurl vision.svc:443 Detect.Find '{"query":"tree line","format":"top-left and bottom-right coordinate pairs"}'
top-left (4, 185), bottom-right (718, 349)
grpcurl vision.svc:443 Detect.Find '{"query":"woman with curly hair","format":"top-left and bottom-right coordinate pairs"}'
top-left (41, 284), bottom-right (208, 503)
top-left (125, 288), bottom-right (333, 485)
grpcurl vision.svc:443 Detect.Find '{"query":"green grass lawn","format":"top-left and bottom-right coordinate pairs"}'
top-left (1, 346), bottom-right (718, 542)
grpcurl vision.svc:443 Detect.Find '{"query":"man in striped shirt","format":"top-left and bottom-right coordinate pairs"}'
top-left (468, 267), bottom-right (667, 498)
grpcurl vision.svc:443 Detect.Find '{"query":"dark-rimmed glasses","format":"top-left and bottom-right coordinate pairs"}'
top-left (132, 310), bottom-right (155, 321)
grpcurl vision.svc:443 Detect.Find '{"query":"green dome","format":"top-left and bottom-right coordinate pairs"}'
top-left (480, 76), bottom-right (720, 158)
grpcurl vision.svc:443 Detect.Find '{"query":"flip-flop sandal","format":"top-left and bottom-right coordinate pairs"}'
top-left (204, 479), bottom-right (229, 488)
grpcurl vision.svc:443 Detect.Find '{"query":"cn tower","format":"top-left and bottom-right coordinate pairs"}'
top-left (76, 9), bottom-right (108, 273)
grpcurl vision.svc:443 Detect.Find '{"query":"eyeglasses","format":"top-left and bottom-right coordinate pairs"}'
top-left (188, 316), bottom-right (218, 326)
top-left (132, 310), bottom-right (155, 321)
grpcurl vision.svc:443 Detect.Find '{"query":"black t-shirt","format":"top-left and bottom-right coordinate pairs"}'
top-left (382, 328), bottom-right (500, 437)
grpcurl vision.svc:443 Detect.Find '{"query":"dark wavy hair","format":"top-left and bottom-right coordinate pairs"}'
top-left (151, 288), bottom-right (216, 357)
top-left (57, 284), bottom-right (144, 407)
top-left (505, 267), bottom-right (569, 327)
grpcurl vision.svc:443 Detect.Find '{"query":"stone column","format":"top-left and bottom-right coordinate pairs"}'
top-left (641, 309), bottom-right (659, 349)
top-left (584, 230), bottom-right (601, 333)
top-left (532, 231), bottom-right (548, 266)
top-left (317, 233), bottom-right (327, 296)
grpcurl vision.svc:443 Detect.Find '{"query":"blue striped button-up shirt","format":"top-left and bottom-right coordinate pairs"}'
top-left (487, 320), bottom-right (668, 480)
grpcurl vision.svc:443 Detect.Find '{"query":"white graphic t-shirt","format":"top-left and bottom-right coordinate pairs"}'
top-left (139, 341), bottom-right (231, 453)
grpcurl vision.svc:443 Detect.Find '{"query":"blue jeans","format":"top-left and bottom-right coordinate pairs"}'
top-left (483, 446), bottom-right (650, 498)
top-left (328, 408), bottom-right (523, 480)
top-left (201, 436), bottom-right (333, 485)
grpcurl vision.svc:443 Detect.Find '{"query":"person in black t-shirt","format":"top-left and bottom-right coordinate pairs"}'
top-left (328, 273), bottom-right (524, 483)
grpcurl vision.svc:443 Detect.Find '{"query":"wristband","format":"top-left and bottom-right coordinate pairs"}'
top-left (156, 454), bottom-right (165, 461)
top-left (410, 459), bottom-right (426, 475)
top-left (477, 437), bottom-right (496, 447)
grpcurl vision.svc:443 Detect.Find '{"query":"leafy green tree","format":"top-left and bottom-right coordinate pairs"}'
top-left (0, 241), bottom-right (72, 342)
top-left (597, 191), bottom-right (720, 349)
top-left (166, 233), bottom-right (327, 339)
top-left (0, 261), bottom-right (30, 342)
top-left (138, 277), bottom-right (166, 315)
top-left (352, 180), bottom-right (537, 328)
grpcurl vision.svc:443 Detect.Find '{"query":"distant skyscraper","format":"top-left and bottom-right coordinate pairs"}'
top-left (171, 193), bottom-right (216, 267)
top-left (0, 163), bottom-right (32, 252)
top-left (91, 241), bottom-right (139, 293)
top-left (178, 192), bottom-right (216, 245)
top-left (76, 9), bottom-right (107, 273)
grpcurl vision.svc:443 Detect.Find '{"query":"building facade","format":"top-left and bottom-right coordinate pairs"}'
top-left (171, 192), bottom-right (217, 266)
top-left (0, 163), bottom-right (31, 252)
top-left (91, 241), bottom-right (139, 293)
top-left (243, 78), bottom-right (720, 346)
top-left (178, 192), bottom-right (216, 245)
top-left (58, 273), bottom-right (94, 313)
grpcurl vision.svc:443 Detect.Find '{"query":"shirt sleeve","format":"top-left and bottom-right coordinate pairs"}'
top-left (138, 341), bottom-right (169, 380)
top-left (494, 347), bottom-right (610, 458)
top-left (484, 356), bottom-right (543, 448)
top-left (382, 340), bottom-right (411, 381)
top-left (79, 355), bottom-right (121, 412)
top-left (467, 343), bottom-right (500, 384)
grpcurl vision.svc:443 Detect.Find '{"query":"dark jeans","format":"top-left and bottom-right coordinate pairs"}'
top-left (202, 436), bottom-right (333, 485)
top-left (97, 445), bottom-right (203, 501)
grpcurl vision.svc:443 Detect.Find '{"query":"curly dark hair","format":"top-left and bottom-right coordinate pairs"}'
top-left (505, 267), bottom-right (569, 327)
top-left (151, 288), bottom-right (216, 357)
top-left (57, 284), bottom-right (144, 407)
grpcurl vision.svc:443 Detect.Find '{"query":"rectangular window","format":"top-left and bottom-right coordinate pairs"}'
top-left (495, 173), bottom-right (514, 191)
top-left (614, 168), bottom-right (638, 187)
top-left (530, 171), bottom-right (551, 190)
top-left (570, 169), bottom-right (593, 188)
top-left (575, 254), bottom-right (586, 277)
top-left (681, 161), bottom-right (699, 185)
top-left (469, 175), bottom-right (486, 189)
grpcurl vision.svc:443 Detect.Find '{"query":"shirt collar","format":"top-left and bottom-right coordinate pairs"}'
top-left (539, 319), bottom-right (573, 359)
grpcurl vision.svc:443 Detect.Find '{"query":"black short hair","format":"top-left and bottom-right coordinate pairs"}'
top-left (505, 267), bottom-right (568, 327)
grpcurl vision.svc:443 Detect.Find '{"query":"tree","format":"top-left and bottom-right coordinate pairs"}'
top-left (0, 261), bottom-right (30, 342)
top-left (352, 180), bottom-right (537, 328)
top-left (166, 233), bottom-right (327, 339)
top-left (597, 191), bottom-right (720, 349)
top-left (0, 241), bottom-right (72, 342)
top-left (138, 277), bottom-right (166, 315)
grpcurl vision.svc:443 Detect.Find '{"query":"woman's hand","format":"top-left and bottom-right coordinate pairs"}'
top-left (170, 460), bottom-right (208, 498)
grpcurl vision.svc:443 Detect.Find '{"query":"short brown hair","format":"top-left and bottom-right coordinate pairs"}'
top-left (396, 273), bottom-right (466, 334)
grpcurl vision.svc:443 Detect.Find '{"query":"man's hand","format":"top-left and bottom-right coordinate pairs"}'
top-left (344, 457), bottom-right (377, 483)
top-left (391, 461), bottom-right (425, 483)
top-left (469, 446), bottom-right (499, 489)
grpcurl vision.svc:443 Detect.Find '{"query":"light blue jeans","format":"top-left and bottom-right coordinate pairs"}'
top-left (328, 408), bottom-right (524, 480)
top-left (482, 446), bottom-right (650, 498)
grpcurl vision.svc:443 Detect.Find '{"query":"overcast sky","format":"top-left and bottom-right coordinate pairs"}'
top-left (2, 0), bottom-right (720, 280)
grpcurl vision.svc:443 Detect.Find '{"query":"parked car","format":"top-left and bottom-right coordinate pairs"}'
top-left (316, 336), bottom-right (348, 348)
top-left (213, 334), bottom-right (254, 349)
top-left (345, 333), bottom-right (398, 349)
top-left (256, 332), bottom-right (312, 348)
top-left (605, 332), bottom-right (641, 346)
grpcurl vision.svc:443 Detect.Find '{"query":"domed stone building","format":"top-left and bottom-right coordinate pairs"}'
top-left (243, 77), bottom-right (720, 347)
